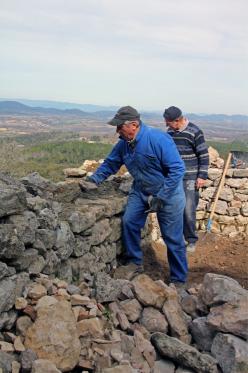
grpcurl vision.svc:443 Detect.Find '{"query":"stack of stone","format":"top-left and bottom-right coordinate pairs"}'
top-left (0, 272), bottom-right (247, 373)
top-left (0, 171), bottom-right (140, 286)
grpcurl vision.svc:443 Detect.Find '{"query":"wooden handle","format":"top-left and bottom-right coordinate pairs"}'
top-left (209, 152), bottom-right (232, 220)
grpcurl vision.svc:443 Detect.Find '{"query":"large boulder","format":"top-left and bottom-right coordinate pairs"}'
top-left (211, 333), bottom-right (248, 373)
top-left (25, 300), bottom-right (81, 372)
top-left (199, 273), bottom-right (247, 307)
top-left (207, 298), bottom-right (248, 340)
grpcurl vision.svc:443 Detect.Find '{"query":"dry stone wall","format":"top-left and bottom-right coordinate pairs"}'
top-left (0, 171), bottom-right (149, 288)
top-left (151, 147), bottom-right (248, 241)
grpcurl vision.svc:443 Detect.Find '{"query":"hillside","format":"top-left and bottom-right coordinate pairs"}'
top-left (0, 100), bottom-right (247, 142)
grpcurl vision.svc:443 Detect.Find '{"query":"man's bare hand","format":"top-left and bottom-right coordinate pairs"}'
top-left (196, 178), bottom-right (206, 189)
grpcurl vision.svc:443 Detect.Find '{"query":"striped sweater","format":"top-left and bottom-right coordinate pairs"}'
top-left (167, 121), bottom-right (209, 180)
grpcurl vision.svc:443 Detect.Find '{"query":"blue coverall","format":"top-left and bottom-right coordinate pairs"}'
top-left (90, 122), bottom-right (188, 283)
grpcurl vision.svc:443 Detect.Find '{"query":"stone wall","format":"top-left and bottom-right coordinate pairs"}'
top-left (0, 171), bottom-right (145, 288)
top-left (196, 167), bottom-right (248, 237)
top-left (151, 147), bottom-right (248, 241)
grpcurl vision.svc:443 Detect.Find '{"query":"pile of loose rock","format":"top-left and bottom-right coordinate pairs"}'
top-left (0, 272), bottom-right (247, 373)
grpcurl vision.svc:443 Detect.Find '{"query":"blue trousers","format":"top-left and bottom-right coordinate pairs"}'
top-left (122, 184), bottom-right (188, 283)
top-left (183, 180), bottom-right (199, 244)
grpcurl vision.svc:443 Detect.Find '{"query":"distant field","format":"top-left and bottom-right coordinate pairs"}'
top-left (0, 133), bottom-right (247, 181)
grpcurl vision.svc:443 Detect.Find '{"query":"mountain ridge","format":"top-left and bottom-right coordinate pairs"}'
top-left (0, 100), bottom-right (247, 124)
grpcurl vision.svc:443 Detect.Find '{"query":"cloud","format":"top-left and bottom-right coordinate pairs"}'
top-left (0, 0), bottom-right (247, 113)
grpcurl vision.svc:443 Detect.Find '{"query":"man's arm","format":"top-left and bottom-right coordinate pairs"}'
top-left (89, 142), bottom-right (123, 185)
top-left (194, 128), bottom-right (209, 186)
top-left (154, 133), bottom-right (185, 201)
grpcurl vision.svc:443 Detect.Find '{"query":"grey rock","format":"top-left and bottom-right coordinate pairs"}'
top-left (119, 179), bottom-right (132, 194)
top-left (91, 242), bottom-right (116, 264)
top-left (153, 359), bottom-right (175, 373)
top-left (151, 332), bottom-right (218, 373)
top-left (211, 333), bottom-right (248, 373)
top-left (140, 307), bottom-right (168, 333)
top-left (56, 261), bottom-right (73, 283)
top-left (180, 294), bottom-right (199, 318)
top-left (7, 211), bottom-right (38, 245)
top-left (0, 172), bottom-right (27, 218)
top-left (176, 367), bottom-right (195, 373)
top-left (21, 349), bottom-right (38, 372)
top-left (199, 273), bottom-right (247, 307)
top-left (207, 298), bottom-right (248, 340)
top-left (86, 218), bottom-right (112, 245)
top-left (0, 351), bottom-right (17, 373)
top-left (29, 255), bottom-right (46, 274)
top-left (0, 273), bottom-right (30, 313)
top-left (68, 210), bottom-right (96, 233)
top-left (10, 249), bottom-right (39, 271)
top-left (189, 317), bottom-right (216, 351)
top-left (66, 284), bottom-right (81, 295)
top-left (20, 172), bottom-right (56, 198)
top-left (73, 236), bottom-right (92, 257)
top-left (109, 217), bottom-right (122, 242)
top-left (0, 310), bottom-right (18, 331)
top-left (53, 180), bottom-right (82, 203)
top-left (27, 195), bottom-right (50, 212)
top-left (43, 251), bottom-right (61, 275)
top-left (0, 262), bottom-right (15, 280)
top-left (38, 208), bottom-right (58, 230)
top-left (0, 224), bottom-right (25, 259)
top-left (54, 221), bottom-right (74, 260)
top-left (94, 272), bottom-right (128, 303)
top-left (34, 229), bottom-right (56, 251)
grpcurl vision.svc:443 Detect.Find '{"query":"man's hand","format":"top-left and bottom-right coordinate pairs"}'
top-left (145, 196), bottom-right (164, 213)
top-left (196, 178), bottom-right (206, 189)
top-left (79, 176), bottom-right (98, 192)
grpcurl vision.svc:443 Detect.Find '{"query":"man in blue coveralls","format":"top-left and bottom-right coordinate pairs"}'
top-left (86, 106), bottom-right (188, 285)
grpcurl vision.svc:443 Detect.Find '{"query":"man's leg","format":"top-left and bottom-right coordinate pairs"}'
top-left (157, 187), bottom-right (188, 283)
top-left (183, 180), bottom-right (199, 244)
top-left (122, 190), bottom-right (147, 265)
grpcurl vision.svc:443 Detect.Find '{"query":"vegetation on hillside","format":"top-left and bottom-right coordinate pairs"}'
top-left (0, 132), bottom-right (247, 182)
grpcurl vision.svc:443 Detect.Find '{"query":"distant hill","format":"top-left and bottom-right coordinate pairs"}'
top-left (0, 98), bottom-right (118, 112)
top-left (0, 101), bottom-right (92, 117)
top-left (0, 100), bottom-right (247, 125)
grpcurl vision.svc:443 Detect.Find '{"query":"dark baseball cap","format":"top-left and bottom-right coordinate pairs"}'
top-left (163, 106), bottom-right (182, 121)
top-left (108, 106), bottom-right (140, 126)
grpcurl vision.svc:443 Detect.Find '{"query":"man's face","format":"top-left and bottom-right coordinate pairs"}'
top-left (165, 117), bottom-right (183, 130)
top-left (116, 121), bottom-right (138, 141)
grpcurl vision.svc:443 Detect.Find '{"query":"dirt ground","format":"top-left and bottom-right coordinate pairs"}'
top-left (143, 232), bottom-right (248, 289)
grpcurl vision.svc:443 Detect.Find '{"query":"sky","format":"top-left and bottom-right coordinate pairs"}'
top-left (0, 0), bottom-right (247, 114)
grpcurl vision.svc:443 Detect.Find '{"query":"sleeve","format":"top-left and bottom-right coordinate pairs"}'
top-left (194, 129), bottom-right (209, 179)
top-left (90, 142), bottom-right (123, 185)
top-left (154, 133), bottom-right (185, 201)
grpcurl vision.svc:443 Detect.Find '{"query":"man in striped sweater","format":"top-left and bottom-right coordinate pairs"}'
top-left (163, 106), bottom-right (209, 252)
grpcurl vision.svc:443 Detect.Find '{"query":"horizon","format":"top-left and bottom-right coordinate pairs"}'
top-left (1, 97), bottom-right (247, 117)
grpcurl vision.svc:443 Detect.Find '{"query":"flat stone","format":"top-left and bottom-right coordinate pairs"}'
top-left (31, 359), bottom-right (62, 373)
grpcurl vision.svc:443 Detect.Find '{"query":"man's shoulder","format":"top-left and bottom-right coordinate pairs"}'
top-left (146, 125), bottom-right (170, 139)
top-left (187, 121), bottom-right (202, 133)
